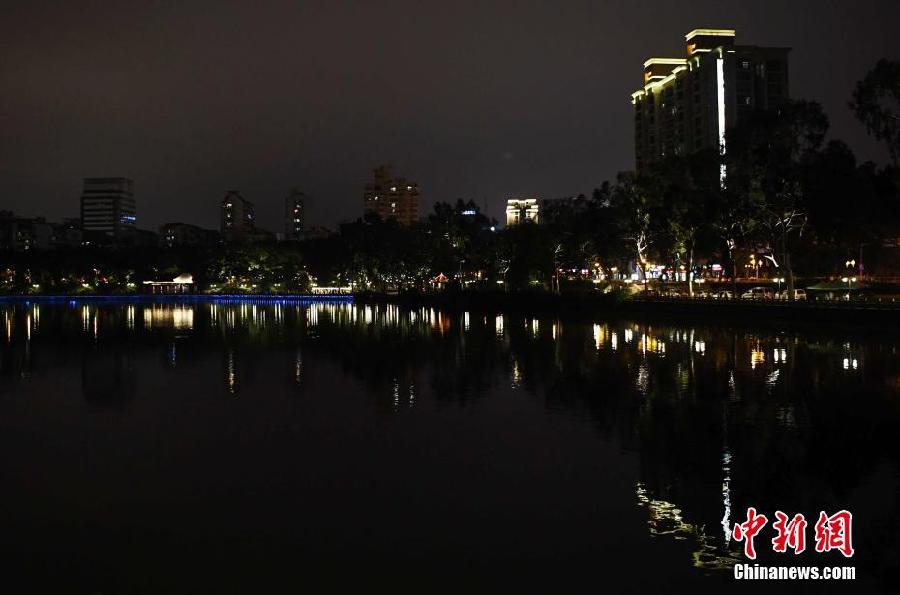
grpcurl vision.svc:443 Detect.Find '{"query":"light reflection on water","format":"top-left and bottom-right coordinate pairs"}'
top-left (0, 300), bottom-right (898, 590)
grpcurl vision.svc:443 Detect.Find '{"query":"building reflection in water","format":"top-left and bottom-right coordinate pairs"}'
top-left (225, 348), bottom-right (238, 395)
top-left (720, 448), bottom-right (733, 541)
top-left (0, 301), bottom-right (897, 584)
top-left (636, 482), bottom-right (742, 570)
top-left (143, 305), bottom-right (194, 331)
top-left (750, 344), bottom-right (765, 369)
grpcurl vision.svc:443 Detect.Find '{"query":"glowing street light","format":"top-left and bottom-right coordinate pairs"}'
top-left (840, 276), bottom-right (857, 300)
top-left (843, 259), bottom-right (857, 301)
top-left (774, 276), bottom-right (785, 296)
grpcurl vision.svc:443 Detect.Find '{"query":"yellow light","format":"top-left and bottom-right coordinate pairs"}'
top-left (643, 58), bottom-right (687, 68)
top-left (685, 29), bottom-right (736, 41)
top-left (751, 348), bottom-right (765, 369)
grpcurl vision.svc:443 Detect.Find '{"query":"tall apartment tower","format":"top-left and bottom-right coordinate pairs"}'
top-left (631, 29), bottom-right (790, 172)
top-left (80, 177), bottom-right (136, 238)
top-left (363, 166), bottom-right (420, 225)
top-left (284, 189), bottom-right (307, 241)
top-left (221, 191), bottom-right (255, 242)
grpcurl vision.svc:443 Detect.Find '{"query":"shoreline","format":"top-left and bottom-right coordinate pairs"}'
top-left (2, 291), bottom-right (898, 328)
top-left (354, 291), bottom-right (900, 328)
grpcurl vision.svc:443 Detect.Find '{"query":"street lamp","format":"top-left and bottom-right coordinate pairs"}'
top-left (841, 276), bottom-right (856, 301)
top-left (843, 259), bottom-right (856, 301)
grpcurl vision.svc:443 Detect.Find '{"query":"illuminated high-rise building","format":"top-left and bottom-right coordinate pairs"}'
top-left (363, 166), bottom-right (420, 225)
top-left (80, 177), bottom-right (136, 239)
top-left (631, 29), bottom-right (790, 173)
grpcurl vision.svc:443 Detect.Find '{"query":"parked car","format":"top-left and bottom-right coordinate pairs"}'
top-left (740, 287), bottom-right (775, 300)
top-left (662, 287), bottom-right (687, 298)
top-left (778, 289), bottom-right (807, 301)
top-left (714, 290), bottom-right (734, 300)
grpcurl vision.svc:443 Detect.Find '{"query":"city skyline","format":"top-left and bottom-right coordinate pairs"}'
top-left (1, 1), bottom-right (897, 233)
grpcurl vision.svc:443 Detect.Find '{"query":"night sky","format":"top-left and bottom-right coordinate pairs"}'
top-left (2, 0), bottom-right (898, 232)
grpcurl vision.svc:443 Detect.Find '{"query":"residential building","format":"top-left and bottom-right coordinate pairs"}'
top-left (363, 166), bottom-right (420, 225)
top-left (284, 189), bottom-right (307, 241)
top-left (160, 222), bottom-right (220, 248)
top-left (631, 29), bottom-right (790, 172)
top-left (0, 211), bottom-right (54, 251)
top-left (221, 191), bottom-right (255, 242)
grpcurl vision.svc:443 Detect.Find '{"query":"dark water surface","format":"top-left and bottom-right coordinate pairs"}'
top-left (0, 300), bottom-right (897, 593)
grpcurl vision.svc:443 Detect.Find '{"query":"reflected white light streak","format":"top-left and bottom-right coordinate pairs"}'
top-left (721, 449), bottom-right (732, 541)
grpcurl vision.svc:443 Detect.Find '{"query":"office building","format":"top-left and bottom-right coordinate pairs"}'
top-left (363, 166), bottom-right (420, 225)
top-left (506, 198), bottom-right (540, 226)
top-left (631, 29), bottom-right (790, 172)
top-left (80, 177), bottom-right (137, 238)
top-left (221, 191), bottom-right (255, 242)
top-left (284, 189), bottom-right (307, 241)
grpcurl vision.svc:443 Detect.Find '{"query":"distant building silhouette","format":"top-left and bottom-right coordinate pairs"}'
top-left (80, 177), bottom-right (136, 239)
top-left (52, 218), bottom-right (83, 249)
top-left (284, 189), bottom-right (307, 241)
top-left (631, 29), bottom-right (790, 172)
top-left (363, 166), bottom-right (420, 225)
top-left (0, 211), bottom-right (53, 251)
top-left (221, 191), bottom-right (255, 242)
top-left (160, 222), bottom-right (220, 248)
top-left (506, 198), bottom-right (540, 226)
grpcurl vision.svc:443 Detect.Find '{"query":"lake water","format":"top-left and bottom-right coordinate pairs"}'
top-left (0, 299), bottom-right (897, 593)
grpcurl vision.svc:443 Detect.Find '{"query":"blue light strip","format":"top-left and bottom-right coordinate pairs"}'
top-left (0, 294), bottom-right (354, 305)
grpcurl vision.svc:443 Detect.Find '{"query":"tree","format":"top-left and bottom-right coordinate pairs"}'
top-left (850, 59), bottom-right (900, 164)
top-left (711, 184), bottom-right (761, 295)
top-left (646, 153), bottom-right (720, 296)
top-left (727, 101), bottom-right (829, 299)
top-left (610, 172), bottom-right (657, 291)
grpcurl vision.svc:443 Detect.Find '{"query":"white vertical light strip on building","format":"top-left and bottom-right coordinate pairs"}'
top-left (716, 54), bottom-right (727, 186)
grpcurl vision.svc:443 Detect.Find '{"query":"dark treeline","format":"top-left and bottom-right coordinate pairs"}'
top-left (2, 62), bottom-right (899, 296)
